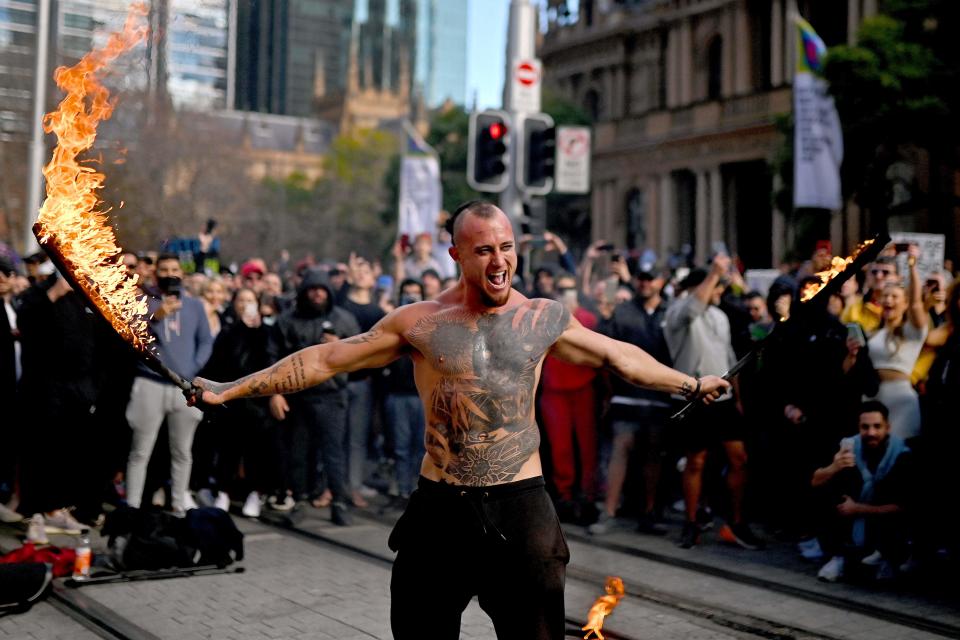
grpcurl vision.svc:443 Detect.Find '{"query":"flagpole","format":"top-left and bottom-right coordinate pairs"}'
top-left (24, 0), bottom-right (52, 255)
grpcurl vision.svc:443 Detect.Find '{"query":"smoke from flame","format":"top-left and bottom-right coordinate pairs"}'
top-left (582, 576), bottom-right (625, 640)
top-left (35, 4), bottom-right (151, 349)
top-left (800, 239), bottom-right (876, 303)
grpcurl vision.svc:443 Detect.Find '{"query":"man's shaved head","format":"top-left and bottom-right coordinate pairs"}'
top-left (446, 200), bottom-right (503, 245)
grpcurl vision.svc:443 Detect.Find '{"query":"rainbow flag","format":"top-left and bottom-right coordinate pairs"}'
top-left (795, 16), bottom-right (828, 74)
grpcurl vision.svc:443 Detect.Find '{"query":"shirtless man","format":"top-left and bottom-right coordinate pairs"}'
top-left (192, 201), bottom-right (729, 640)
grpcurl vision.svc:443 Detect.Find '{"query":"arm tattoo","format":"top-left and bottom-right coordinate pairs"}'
top-left (343, 326), bottom-right (383, 345)
top-left (215, 352), bottom-right (312, 399)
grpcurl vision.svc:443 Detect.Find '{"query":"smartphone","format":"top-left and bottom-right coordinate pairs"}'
top-left (377, 274), bottom-right (394, 291)
top-left (205, 218), bottom-right (217, 234)
top-left (894, 242), bottom-right (910, 253)
top-left (846, 322), bottom-right (866, 347)
top-left (562, 288), bottom-right (578, 306)
top-left (529, 235), bottom-right (548, 249)
top-left (596, 243), bottom-right (615, 252)
top-left (604, 277), bottom-right (619, 303)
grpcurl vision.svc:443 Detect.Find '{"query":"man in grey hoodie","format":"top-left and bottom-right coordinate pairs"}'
top-left (267, 268), bottom-right (360, 525)
top-left (126, 254), bottom-right (214, 514)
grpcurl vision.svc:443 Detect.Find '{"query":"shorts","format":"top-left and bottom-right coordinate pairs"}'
top-left (389, 476), bottom-right (569, 640)
top-left (680, 399), bottom-right (745, 453)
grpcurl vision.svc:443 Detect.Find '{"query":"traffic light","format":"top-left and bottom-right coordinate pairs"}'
top-left (468, 110), bottom-right (511, 192)
top-left (518, 113), bottom-right (555, 195)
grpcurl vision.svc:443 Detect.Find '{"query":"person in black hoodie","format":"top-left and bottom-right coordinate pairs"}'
top-left (267, 268), bottom-right (360, 525)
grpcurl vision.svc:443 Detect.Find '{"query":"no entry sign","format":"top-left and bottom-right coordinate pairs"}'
top-left (511, 58), bottom-right (541, 112)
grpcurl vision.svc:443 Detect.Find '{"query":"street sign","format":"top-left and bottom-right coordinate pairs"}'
top-left (511, 58), bottom-right (541, 113)
top-left (554, 126), bottom-right (591, 194)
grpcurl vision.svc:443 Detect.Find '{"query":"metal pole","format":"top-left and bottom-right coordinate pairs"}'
top-left (24, 0), bottom-right (52, 254)
top-left (500, 0), bottom-right (537, 235)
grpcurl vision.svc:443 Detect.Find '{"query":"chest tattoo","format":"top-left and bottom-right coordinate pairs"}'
top-left (407, 299), bottom-right (570, 485)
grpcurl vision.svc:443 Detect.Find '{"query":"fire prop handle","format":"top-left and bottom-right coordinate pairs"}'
top-left (33, 224), bottom-right (203, 402)
top-left (671, 232), bottom-right (891, 422)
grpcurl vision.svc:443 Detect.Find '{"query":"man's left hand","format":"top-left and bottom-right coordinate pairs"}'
top-left (698, 375), bottom-right (731, 404)
top-left (836, 495), bottom-right (861, 517)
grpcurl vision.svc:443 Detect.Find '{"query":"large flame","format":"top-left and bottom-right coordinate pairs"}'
top-left (582, 576), bottom-right (625, 640)
top-left (34, 4), bottom-right (151, 350)
top-left (800, 239), bottom-right (876, 303)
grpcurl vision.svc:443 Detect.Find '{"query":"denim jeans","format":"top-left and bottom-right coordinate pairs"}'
top-left (345, 379), bottom-right (373, 491)
top-left (385, 393), bottom-right (425, 496)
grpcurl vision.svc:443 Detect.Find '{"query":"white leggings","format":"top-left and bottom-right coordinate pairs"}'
top-left (125, 377), bottom-right (203, 511)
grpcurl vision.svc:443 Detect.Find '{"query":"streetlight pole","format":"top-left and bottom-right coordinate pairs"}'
top-left (24, 0), bottom-right (52, 254)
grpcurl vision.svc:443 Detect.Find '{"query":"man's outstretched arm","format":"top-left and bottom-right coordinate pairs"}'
top-left (191, 313), bottom-right (407, 405)
top-left (550, 316), bottom-right (730, 402)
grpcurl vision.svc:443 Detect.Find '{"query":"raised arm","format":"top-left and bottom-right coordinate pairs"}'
top-left (550, 315), bottom-right (730, 402)
top-left (905, 244), bottom-right (926, 330)
top-left (192, 311), bottom-right (408, 405)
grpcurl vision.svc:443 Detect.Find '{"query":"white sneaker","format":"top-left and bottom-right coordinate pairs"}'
top-left (899, 555), bottom-right (921, 574)
top-left (196, 488), bottom-right (215, 507)
top-left (182, 491), bottom-right (199, 511)
top-left (214, 491), bottom-right (230, 512)
top-left (44, 509), bottom-right (83, 534)
top-left (267, 494), bottom-right (295, 512)
top-left (861, 550), bottom-right (883, 566)
top-left (797, 537), bottom-right (824, 560)
top-left (587, 511), bottom-right (614, 535)
top-left (358, 485), bottom-right (378, 499)
top-left (242, 492), bottom-right (262, 518)
top-left (818, 556), bottom-right (845, 582)
top-left (0, 502), bottom-right (22, 523)
top-left (26, 514), bottom-right (49, 545)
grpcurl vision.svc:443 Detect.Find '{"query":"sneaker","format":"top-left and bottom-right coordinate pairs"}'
top-left (861, 550), bottom-right (883, 566)
top-left (182, 491), bottom-right (199, 511)
top-left (899, 555), bottom-right (921, 575)
top-left (151, 487), bottom-right (166, 507)
top-left (636, 512), bottom-right (668, 536)
top-left (196, 488), bottom-right (216, 508)
top-left (268, 493), bottom-right (295, 512)
top-left (797, 537), bottom-right (824, 560)
top-left (44, 509), bottom-right (83, 534)
top-left (357, 485), bottom-right (378, 499)
top-left (587, 511), bottom-right (614, 535)
top-left (26, 514), bottom-right (49, 545)
top-left (679, 521), bottom-right (701, 549)
top-left (818, 555), bottom-right (845, 582)
top-left (214, 491), bottom-right (230, 512)
top-left (242, 492), bottom-right (262, 518)
top-left (722, 522), bottom-right (765, 550)
top-left (330, 501), bottom-right (352, 526)
top-left (0, 502), bottom-right (22, 523)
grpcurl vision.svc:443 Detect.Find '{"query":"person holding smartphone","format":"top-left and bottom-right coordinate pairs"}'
top-left (863, 243), bottom-right (927, 441)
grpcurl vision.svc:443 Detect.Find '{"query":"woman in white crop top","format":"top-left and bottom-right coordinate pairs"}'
top-left (864, 245), bottom-right (927, 440)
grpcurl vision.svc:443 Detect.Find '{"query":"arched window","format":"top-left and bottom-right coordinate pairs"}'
top-left (707, 36), bottom-right (722, 100)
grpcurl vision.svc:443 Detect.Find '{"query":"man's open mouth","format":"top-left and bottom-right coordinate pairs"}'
top-left (487, 271), bottom-right (508, 289)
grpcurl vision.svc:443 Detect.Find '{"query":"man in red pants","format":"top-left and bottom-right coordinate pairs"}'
top-left (539, 274), bottom-right (598, 523)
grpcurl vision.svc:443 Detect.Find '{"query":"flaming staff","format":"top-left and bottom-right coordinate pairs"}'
top-left (32, 4), bottom-right (198, 397)
top-left (581, 576), bottom-right (625, 640)
top-left (671, 232), bottom-right (890, 421)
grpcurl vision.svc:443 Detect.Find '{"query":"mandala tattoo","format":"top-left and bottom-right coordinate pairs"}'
top-left (407, 299), bottom-right (570, 485)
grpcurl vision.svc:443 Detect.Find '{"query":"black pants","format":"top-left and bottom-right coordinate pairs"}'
top-left (389, 476), bottom-right (569, 640)
top-left (285, 390), bottom-right (348, 503)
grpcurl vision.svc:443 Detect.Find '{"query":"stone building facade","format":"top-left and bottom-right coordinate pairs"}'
top-left (540, 0), bottom-right (879, 268)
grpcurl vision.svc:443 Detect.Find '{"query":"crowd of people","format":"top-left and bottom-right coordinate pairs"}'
top-left (1, 219), bottom-right (957, 587)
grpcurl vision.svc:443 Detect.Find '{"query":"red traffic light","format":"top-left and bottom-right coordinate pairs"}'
top-left (488, 122), bottom-right (506, 140)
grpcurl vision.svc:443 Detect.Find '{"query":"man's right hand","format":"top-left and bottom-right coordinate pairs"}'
top-left (832, 447), bottom-right (856, 472)
top-left (270, 394), bottom-right (290, 421)
top-left (154, 295), bottom-right (182, 320)
top-left (711, 253), bottom-right (731, 276)
top-left (698, 375), bottom-right (731, 404)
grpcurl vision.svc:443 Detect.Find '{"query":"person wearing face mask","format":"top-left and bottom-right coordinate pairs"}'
top-left (266, 268), bottom-right (360, 525)
top-left (193, 288), bottom-right (275, 517)
top-left (125, 254), bottom-right (214, 515)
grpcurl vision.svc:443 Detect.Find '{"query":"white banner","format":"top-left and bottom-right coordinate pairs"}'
top-left (793, 72), bottom-right (843, 210)
top-left (398, 154), bottom-right (441, 239)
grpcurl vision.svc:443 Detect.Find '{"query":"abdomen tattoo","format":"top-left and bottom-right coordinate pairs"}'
top-left (407, 299), bottom-right (570, 486)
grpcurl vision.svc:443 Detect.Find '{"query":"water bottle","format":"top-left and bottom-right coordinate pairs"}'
top-left (73, 528), bottom-right (91, 581)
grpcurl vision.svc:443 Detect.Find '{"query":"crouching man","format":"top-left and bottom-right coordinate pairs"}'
top-left (811, 400), bottom-right (912, 582)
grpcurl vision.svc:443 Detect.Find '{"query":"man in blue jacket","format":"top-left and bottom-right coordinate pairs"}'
top-left (126, 254), bottom-right (214, 515)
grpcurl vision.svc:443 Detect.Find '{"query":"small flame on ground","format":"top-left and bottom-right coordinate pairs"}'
top-left (800, 239), bottom-right (876, 303)
top-left (35, 4), bottom-right (150, 350)
top-left (582, 576), bottom-right (625, 640)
